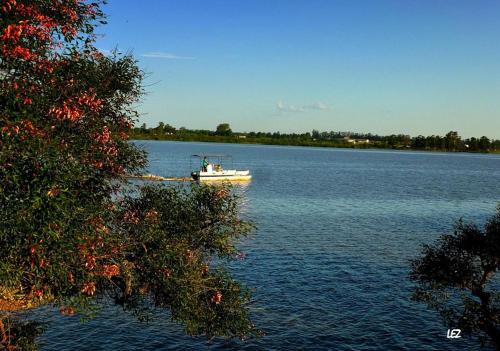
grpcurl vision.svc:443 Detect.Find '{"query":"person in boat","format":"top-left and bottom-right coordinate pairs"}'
top-left (202, 156), bottom-right (209, 172)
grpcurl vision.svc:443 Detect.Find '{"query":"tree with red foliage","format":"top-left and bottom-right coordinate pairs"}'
top-left (0, 1), bottom-right (257, 348)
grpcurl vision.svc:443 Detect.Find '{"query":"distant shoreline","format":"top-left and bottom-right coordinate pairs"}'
top-left (130, 135), bottom-right (500, 155)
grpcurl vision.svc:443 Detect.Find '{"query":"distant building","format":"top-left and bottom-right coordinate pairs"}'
top-left (341, 136), bottom-right (370, 144)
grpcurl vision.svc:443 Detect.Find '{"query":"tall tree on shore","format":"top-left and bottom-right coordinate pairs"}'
top-left (479, 136), bottom-right (491, 151)
top-left (0, 0), bottom-right (256, 348)
top-left (410, 208), bottom-right (500, 349)
top-left (216, 123), bottom-right (232, 136)
top-left (444, 131), bottom-right (461, 151)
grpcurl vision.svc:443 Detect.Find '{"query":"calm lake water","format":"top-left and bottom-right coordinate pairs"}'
top-left (37, 141), bottom-right (500, 350)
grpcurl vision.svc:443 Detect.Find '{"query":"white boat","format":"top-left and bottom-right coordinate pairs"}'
top-left (191, 154), bottom-right (252, 181)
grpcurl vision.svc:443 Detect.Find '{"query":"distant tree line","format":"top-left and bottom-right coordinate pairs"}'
top-left (130, 123), bottom-right (500, 153)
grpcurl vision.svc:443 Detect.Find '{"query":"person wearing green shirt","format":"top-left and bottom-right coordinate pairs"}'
top-left (202, 156), bottom-right (209, 172)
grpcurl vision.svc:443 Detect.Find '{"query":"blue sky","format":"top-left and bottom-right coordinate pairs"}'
top-left (97, 0), bottom-right (500, 138)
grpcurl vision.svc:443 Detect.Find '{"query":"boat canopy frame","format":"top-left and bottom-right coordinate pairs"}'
top-left (190, 154), bottom-right (234, 171)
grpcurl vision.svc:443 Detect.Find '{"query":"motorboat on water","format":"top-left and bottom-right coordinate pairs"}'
top-left (191, 154), bottom-right (252, 181)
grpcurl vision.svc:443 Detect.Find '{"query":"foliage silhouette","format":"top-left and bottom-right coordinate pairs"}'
top-left (410, 207), bottom-right (500, 349)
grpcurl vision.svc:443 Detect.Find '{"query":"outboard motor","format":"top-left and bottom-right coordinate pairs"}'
top-left (191, 171), bottom-right (199, 180)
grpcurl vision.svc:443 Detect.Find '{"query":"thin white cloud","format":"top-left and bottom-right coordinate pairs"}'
top-left (277, 101), bottom-right (305, 113)
top-left (141, 52), bottom-right (194, 60)
top-left (304, 102), bottom-right (329, 111)
top-left (277, 101), bottom-right (330, 113)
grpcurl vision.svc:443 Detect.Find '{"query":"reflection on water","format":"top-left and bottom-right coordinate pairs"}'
top-left (37, 141), bottom-right (500, 350)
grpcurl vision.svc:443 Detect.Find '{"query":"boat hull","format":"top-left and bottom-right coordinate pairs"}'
top-left (191, 170), bottom-right (251, 181)
top-left (200, 175), bottom-right (252, 181)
